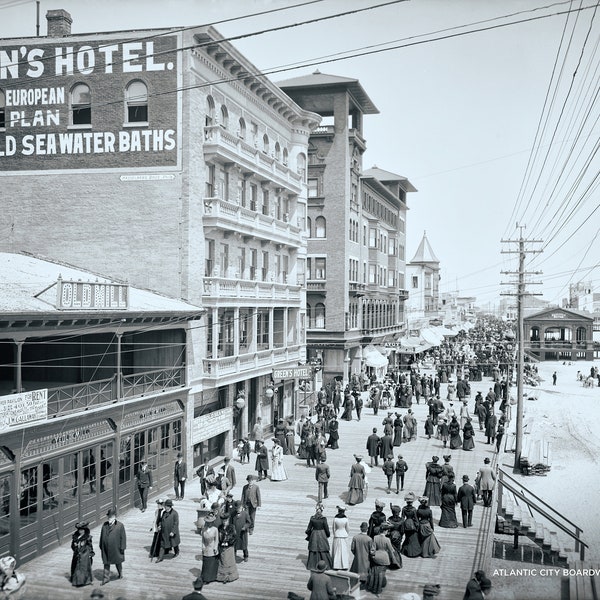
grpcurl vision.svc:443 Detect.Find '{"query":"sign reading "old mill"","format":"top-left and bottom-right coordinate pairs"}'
top-left (57, 277), bottom-right (129, 310)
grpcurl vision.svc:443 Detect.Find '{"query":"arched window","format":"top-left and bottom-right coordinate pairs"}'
top-left (205, 95), bottom-right (215, 127)
top-left (262, 134), bottom-right (269, 154)
top-left (315, 303), bottom-right (326, 329)
top-left (306, 304), bottom-right (312, 327)
top-left (282, 147), bottom-right (288, 166)
top-left (315, 216), bottom-right (326, 238)
top-left (70, 83), bottom-right (91, 125)
top-left (125, 80), bottom-right (148, 123)
top-left (220, 105), bottom-right (228, 129)
top-left (306, 216), bottom-right (312, 238)
top-left (0, 90), bottom-right (5, 129)
top-left (274, 142), bottom-right (281, 161)
top-left (238, 117), bottom-right (246, 139)
top-left (297, 152), bottom-right (306, 179)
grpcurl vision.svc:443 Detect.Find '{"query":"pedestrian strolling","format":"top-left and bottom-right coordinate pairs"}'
top-left (331, 506), bottom-right (350, 570)
top-left (394, 454), bottom-right (408, 493)
top-left (315, 456), bottom-right (330, 502)
top-left (347, 454), bottom-right (366, 505)
top-left (99, 508), bottom-right (126, 585)
top-left (173, 453), bottom-right (187, 501)
top-left (156, 498), bottom-right (180, 561)
top-left (241, 474), bottom-right (261, 535)
top-left (457, 475), bottom-right (476, 528)
top-left (305, 504), bottom-right (332, 571)
top-left (135, 460), bottom-right (153, 512)
top-left (70, 521), bottom-right (94, 587)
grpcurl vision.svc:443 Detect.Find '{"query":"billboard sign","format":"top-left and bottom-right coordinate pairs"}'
top-left (0, 388), bottom-right (48, 430)
top-left (0, 34), bottom-right (181, 171)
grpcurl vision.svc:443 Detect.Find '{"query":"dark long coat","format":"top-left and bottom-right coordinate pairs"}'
top-left (366, 433), bottom-right (380, 457)
top-left (232, 509), bottom-right (252, 551)
top-left (159, 508), bottom-right (180, 548)
top-left (99, 519), bottom-right (126, 565)
top-left (457, 483), bottom-right (476, 510)
top-left (379, 434), bottom-right (394, 460)
top-left (255, 444), bottom-right (269, 472)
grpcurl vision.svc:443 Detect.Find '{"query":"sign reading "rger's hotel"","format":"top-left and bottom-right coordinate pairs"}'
top-left (0, 34), bottom-right (181, 171)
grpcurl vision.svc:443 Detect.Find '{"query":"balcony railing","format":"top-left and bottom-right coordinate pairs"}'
top-left (202, 277), bottom-right (301, 301)
top-left (46, 366), bottom-right (186, 417)
top-left (203, 125), bottom-right (303, 189)
top-left (203, 197), bottom-right (302, 248)
top-left (203, 346), bottom-right (302, 379)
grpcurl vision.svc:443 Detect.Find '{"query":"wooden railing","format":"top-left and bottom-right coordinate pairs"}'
top-left (497, 467), bottom-right (588, 560)
top-left (46, 366), bottom-right (186, 417)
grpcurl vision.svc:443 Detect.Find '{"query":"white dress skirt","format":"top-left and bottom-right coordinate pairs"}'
top-left (331, 516), bottom-right (350, 569)
top-left (270, 446), bottom-right (288, 481)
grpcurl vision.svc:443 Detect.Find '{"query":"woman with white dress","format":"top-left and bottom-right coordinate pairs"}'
top-left (270, 439), bottom-right (288, 481)
top-left (331, 506), bottom-right (350, 569)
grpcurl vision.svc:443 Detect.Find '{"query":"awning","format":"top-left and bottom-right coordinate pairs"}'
top-left (363, 345), bottom-right (389, 368)
top-left (421, 328), bottom-right (443, 346)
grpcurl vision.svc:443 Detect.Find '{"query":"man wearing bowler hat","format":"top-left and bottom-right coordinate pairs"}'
top-left (156, 498), bottom-right (180, 561)
top-left (173, 452), bottom-right (187, 500)
top-left (457, 475), bottom-right (477, 528)
top-left (241, 474), bottom-right (261, 535)
top-left (181, 577), bottom-right (208, 600)
top-left (99, 507), bottom-right (126, 585)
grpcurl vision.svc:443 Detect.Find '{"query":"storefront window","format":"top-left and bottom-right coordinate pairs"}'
top-left (133, 431), bottom-right (146, 477)
top-left (62, 454), bottom-right (79, 507)
top-left (0, 474), bottom-right (10, 553)
top-left (119, 435), bottom-right (132, 484)
top-left (19, 466), bottom-right (38, 519)
top-left (99, 442), bottom-right (113, 494)
top-left (41, 459), bottom-right (59, 510)
top-left (82, 449), bottom-right (97, 496)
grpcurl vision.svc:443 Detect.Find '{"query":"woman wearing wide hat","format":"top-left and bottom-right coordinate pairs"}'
top-left (70, 521), bottom-right (94, 586)
top-left (306, 559), bottom-right (335, 600)
top-left (417, 497), bottom-right (441, 558)
top-left (347, 454), bottom-right (366, 505)
top-left (423, 456), bottom-right (443, 506)
top-left (200, 512), bottom-right (220, 583)
top-left (400, 492), bottom-right (421, 557)
top-left (304, 504), bottom-right (332, 571)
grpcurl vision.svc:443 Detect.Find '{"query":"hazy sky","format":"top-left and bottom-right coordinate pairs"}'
top-left (1, 0), bottom-right (598, 309)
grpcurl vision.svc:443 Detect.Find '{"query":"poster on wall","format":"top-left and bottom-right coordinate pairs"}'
top-left (0, 33), bottom-right (181, 171)
top-left (0, 388), bottom-right (48, 430)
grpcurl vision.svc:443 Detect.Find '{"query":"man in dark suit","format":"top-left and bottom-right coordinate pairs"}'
top-left (366, 427), bottom-right (380, 467)
top-left (457, 474), bottom-right (477, 528)
top-left (134, 459), bottom-right (153, 512)
top-left (220, 456), bottom-right (236, 490)
top-left (254, 440), bottom-right (269, 480)
top-left (195, 457), bottom-right (214, 496)
top-left (156, 498), bottom-right (180, 561)
top-left (241, 474), bottom-right (261, 534)
top-left (315, 456), bottom-right (330, 501)
top-left (99, 508), bottom-right (126, 585)
top-left (173, 453), bottom-right (187, 500)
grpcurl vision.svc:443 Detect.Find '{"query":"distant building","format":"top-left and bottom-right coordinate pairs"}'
top-left (405, 231), bottom-right (441, 330)
top-left (278, 72), bottom-right (415, 382)
top-left (524, 306), bottom-right (594, 361)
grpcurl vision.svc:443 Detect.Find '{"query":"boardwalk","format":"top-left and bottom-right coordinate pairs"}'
top-left (20, 375), bottom-right (499, 600)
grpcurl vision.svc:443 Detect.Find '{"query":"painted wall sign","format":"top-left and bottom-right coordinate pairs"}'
top-left (0, 34), bottom-right (180, 171)
top-left (21, 419), bottom-right (113, 459)
top-left (273, 366), bottom-right (315, 380)
top-left (57, 278), bottom-right (129, 310)
top-left (0, 388), bottom-right (48, 431)
top-left (121, 400), bottom-right (182, 432)
top-left (192, 407), bottom-right (232, 444)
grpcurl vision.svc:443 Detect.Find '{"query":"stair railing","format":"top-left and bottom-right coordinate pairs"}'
top-left (497, 467), bottom-right (588, 560)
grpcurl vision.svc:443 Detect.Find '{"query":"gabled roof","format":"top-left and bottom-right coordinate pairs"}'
top-left (277, 70), bottom-right (379, 114)
top-left (409, 232), bottom-right (439, 264)
top-left (363, 166), bottom-right (417, 193)
top-left (0, 252), bottom-right (204, 316)
top-left (524, 306), bottom-right (594, 322)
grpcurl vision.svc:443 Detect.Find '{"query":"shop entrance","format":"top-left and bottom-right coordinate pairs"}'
top-left (18, 440), bottom-right (115, 563)
top-left (117, 419), bottom-right (182, 508)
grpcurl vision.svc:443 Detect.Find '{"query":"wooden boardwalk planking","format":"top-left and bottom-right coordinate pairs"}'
top-left (20, 381), bottom-right (500, 600)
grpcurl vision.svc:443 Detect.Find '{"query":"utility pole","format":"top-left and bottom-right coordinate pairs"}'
top-left (500, 225), bottom-right (543, 472)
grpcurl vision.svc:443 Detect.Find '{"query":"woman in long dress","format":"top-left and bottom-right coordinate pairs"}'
top-left (305, 504), bottom-right (332, 570)
top-left (216, 522), bottom-right (239, 583)
top-left (326, 417), bottom-right (339, 449)
top-left (439, 475), bottom-right (458, 528)
top-left (149, 498), bottom-right (164, 560)
top-left (347, 455), bottom-right (366, 505)
top-left (69, 521), bottom-right (94, 587)
top-left (270, 439), bottom-right (288, 481)
top-left (462, 418), bottom-right (475, 451)
top-left (201, 513), bottom-right (220, 583)
top-left (400, 493), bottom-right (421, 557)
top-left (331, 506), bottom-right (350, 570)
top-left (386, 505), bottom-right (404, 567)
top-left (440, 455), bottom-right (454, 486)
top-left (449, 416), bottom-right (462, 449)
top-left (423, 456), bottom-right (443, 506)
top-left (392, 414), bottom-right (403, 446)
top-left (417, 497), bottom-right (441, 558)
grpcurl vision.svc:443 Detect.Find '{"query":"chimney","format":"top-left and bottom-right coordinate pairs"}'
top-left (46, 9), bottom-right (72, 37)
